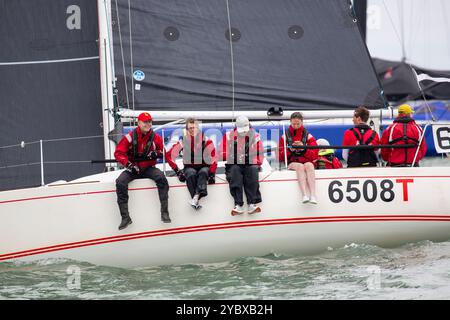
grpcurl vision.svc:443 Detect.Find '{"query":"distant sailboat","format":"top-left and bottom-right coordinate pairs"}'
top-left (364, 0), bottom-right (450, 101)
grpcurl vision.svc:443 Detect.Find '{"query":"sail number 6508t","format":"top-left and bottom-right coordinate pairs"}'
top-left (328, 179), bottom-right (414, 203)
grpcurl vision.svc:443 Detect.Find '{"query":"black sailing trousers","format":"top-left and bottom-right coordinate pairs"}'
top-left (226, 164), bottom-right (262, 206)
top-left (184, 166), bottom-right (209, 199)
top-left (116, 166), bottom-right (169, 209)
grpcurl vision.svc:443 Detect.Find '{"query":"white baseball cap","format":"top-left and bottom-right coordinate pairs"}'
top-left (235, 115), bottom-right (250, 133)
top-left (316, 138), bottom-right (330, 146)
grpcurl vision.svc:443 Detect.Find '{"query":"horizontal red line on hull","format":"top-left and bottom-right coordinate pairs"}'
top-left (2, 215), bottom-right (450, 262)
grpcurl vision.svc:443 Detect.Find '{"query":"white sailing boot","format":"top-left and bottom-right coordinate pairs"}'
top-left (309, 196), bottom-right (318, 204)
top-left (190, 194), bottom-right (201, 210)
top-left (247, 203), bottom-right (261, 214)
top-left (302, 195), bottom-right (310, 204)
top-left (231, 205), bottom-right (245, 216)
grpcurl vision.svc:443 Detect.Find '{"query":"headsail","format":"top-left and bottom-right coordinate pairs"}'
top-left (112, 0), bottom-right (385, 112)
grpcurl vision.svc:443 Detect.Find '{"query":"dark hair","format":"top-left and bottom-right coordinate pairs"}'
top-left (354, 106), bottom-right (370, 123)
top-left (290, 112), bottom-right (303, 120)
top-left (185, 117), bottom-right (197, 128)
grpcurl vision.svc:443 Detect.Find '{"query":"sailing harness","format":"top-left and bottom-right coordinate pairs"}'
top-left (228, 130), bottom-right (257, 165)
top-left (131, 129), bottom-right (155, 162)
top-left (181, 133), bottom-right (210, 167)
top-left (286, 127), bottom-right (308, 161)
top-left (388, 117), bottom-right (420, 166)
top-left (347, 125), bottom-right (378, 167)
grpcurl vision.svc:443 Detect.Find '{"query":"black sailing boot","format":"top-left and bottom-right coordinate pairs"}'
top-left (118, 203), bottom-right (132, 230)
top-left (160, 199), bottom-right (171, 223)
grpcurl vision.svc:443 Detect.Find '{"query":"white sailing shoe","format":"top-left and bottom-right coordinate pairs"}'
top-left (309, 196), bottom-right (318, 205)
top-left (231, 205), bottom-right (245, 216)
top-left (302, 195), bottom-right (310, 204)
top-left (190, 194), bottom-right (201, 210)
top-left (247, 204), bottom-right (261, 214)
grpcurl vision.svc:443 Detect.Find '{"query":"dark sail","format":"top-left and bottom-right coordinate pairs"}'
top-left (352, 0), bottom-right (367, 41)
top-left (112, 0), bottom-right (385, 112)
top-left (373, 58), bottom-right (450, 102)
top-left (0, 0), bottom-right (103, 191)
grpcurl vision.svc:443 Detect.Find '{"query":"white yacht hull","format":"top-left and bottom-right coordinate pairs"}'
top-left (1, 167), bottom-right (449, 267)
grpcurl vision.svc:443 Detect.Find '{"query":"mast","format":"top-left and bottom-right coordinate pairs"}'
top-left (98, 0), bottom-right (116, 167)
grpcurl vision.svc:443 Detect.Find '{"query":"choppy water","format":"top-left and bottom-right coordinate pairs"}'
top-left (1, 157), bottom-right (449, 300)
top-left (1, 240), bottom-right (450, 300)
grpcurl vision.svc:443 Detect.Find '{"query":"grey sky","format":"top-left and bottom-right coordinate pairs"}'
top-left (365, 0), bottom-right (450, 70)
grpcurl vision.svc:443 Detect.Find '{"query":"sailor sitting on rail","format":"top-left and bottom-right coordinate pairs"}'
top-left (114, 112), bottom-right (171, 230)
top-left (279, 112), bottom-right (319, 204)
top-left (219, 115), bottom-right (263, 216)
top-left (166, 118), bottom-right (217, 210)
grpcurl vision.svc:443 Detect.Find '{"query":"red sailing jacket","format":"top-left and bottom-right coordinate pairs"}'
top-left (278, 125), bottom-right (318, 164)
top-left (342, 124), bottom-right (380, 167)
top-left (166, 133), bottom-right (218, 174)
top-left (219, 128), bottom-right (264, 166)
top-left (114, 127), bottom-right (164, 170)
top-left (381, 116), bottom-right (427, 166)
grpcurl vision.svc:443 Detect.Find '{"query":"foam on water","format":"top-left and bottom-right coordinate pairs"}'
top-left (1, 240), bottom-right (450, 299)
top-left (1, 157), bottom-right (449, 300)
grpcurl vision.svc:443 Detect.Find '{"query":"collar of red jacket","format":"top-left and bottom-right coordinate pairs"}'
top-left (136, 126), bottom-right (153, 137)
top-left (230, 128), bottom-right (255, 140)
top-left (288, 125), bottom-right (304, 135)
top-left (185, 132), bottom-right (205, 145)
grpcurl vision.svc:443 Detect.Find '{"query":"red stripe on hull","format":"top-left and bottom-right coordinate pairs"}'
top-left (1, 215), bottom-right (450, 262)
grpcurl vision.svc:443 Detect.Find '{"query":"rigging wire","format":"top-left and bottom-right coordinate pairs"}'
top-left (409, 63), bottom-right (436, 164)
top-left (424, 2), bottom-right (429, 68)
top-left (225, 0), bottom-right (236, 124)
top-left (114, 0), bottom-right (130, 114)
top-left (441, 0), bottom-right (450, 59)
top-left (103, 0), bottom-right (116, 86)
top-left (406, 0), bottom-right (420, 61)
top-left (381, 0), bottom-right (438, 165)
top-left (397, 0), bottom-right (406, 61)
top-left (128, 0), bottom-right (136, 126)
top-left (382, 0), bottom-right (404, 59)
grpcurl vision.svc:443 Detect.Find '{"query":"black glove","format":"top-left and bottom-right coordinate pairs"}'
top-left (175, 168), bottom-right (186, 182)
top-left (148, 150), bottom-right (159, 160)
top-left (126, 162), bottom-right (140, 175)
top-left (208, 173), bottom-right (215, 184)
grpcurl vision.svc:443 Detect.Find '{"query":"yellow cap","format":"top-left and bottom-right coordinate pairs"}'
top-left (319, 149), bottom-right (334, 156)
top-left (398, 104), bottom-right (414, 115)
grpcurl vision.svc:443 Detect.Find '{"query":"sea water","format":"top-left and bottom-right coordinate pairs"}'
top-left (1, 157), bottom-right (449, 300)
top-left (1, 240), bottom-right (450, 300)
